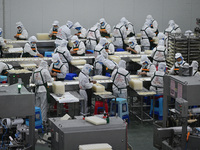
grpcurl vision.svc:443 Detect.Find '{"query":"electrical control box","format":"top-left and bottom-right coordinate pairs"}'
top-left (175, 98), bottom-right (188, 117)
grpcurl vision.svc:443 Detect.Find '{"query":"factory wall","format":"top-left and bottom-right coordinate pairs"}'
top-left (1, 0), bottom-right (200, 39)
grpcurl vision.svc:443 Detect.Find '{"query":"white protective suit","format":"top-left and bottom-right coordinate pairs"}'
top-left (111, 60), bottom-right (131, 98)
top-left (0, 62), bottom-right (13, 75)
top-left (79, 64), bottom-right (93, 114)
top-left (138, 55), bottom-right (156, 77)
top-left (55, 21), bottom-right (73, 46)
top-left (127, 37), bottom-right (141, 54)
top-left (94, 38), bottom-right (107, 58)
top-left (31, 60), bottom-right (52, 122)
top-left (105, 39), bottom-right (115, 55)
top-left (124, 18), bottom-right (135, 37)
top-left (54, 39), bottom-right (73, 74)
top-left (86, 23), bottom-right (101, 50)
top-left (49, 53), bottom-right (68, 80)
top-left (15, 22), bottom-right (28, 40)
top-left (94, 54), bottom-right (105, 75)
top-left (146, 15), bottom-right (159, 34)
top-left (112, 20), bottom-right (127, 49)
top-left (73, 22), bottom-right (87, 39)
top-left (164, 20), bottom-right (181, 35)
top-left (99, 18), bottom-right (111, 38)
top-left (22, 36), bottom-right (40, 57)
top-left (141, 20), bottom-right (156, 50)
top-left (49, 20), bottom-right (59, 40)
top-left (70, 35), bottom-right (86, 55)
top-left (151, 40), bottom-right (167, 66)
top-left (0, 28), bottom-right (6, 58)
top-left (169, 53), bottom-right (188, 75)
top-left (190, 60), bottom-right (200, 77)
top-left (150, 62), bottom-right (166, 94)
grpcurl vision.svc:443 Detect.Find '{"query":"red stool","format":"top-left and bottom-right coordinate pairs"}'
top-left (94, 101), bottom-right (108, 115)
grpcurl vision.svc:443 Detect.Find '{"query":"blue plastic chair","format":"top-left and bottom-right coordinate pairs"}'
top-left (150, 97), bottom-right (163, 120)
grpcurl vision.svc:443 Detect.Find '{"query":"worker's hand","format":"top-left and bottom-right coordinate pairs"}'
top-left (49, 33), bottom-right (53, 37)
top-left (126, 47), bottom-right (131, 51)
top-left (4, 40), bottom-right (6, 43)
top-left (37, 54), bottom-right (44, 58)
top-left (70, 51), bottom-right (76, 54)
top-left (53, 77), bottom-right (56, 81)
top-left (51, 72), bottom-right (57, 76)
top-left (92, 80), bottom-right (97, 84)
top-left (14, 35), bottom-right (17, 38)
top-left (138, 72), bottom-right (146, 75)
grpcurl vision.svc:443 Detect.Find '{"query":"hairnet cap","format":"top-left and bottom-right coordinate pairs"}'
top-left (52, 20), bottom-right (59, 26)
top-left (0, 28), bottom-right (2, 32)
top-left (175, 53), bottom-right (182, 59)
top-left (16, 21), bottom-right (23, 28)
top-left (39, 60), bottom-right (48, 69)
top-left (119, 60), bottom-right (126, 69)
top-left (28, 36), bottom-right (38, 43)
top-left (146, 15), bottom-right (153, 20)
top-left (73, 22), bottom-right (81, 29)
top-left (128, 37), bottom-right (136, 43)
top-left (99, 38), bottom-right (107, 46)
top-left (66, 21), bottom-right (73, 29)
top-left (120, 17), bottom-right (128, 24)
top-left (158, 62), bottom-right (166, 71)
top-left (157, 32), bottom-right (165, 40)
top-left (99, 18), bottom-right (105, 23)
top-left (71, 35), bottom-right (79, 43)
top-left (52, 53), bottom-right (60, 63)
top-left (168, 20), bottom-right (175, 26)
top-left (140, 55), bottom-right (148, 64)
top-left (191, 60), bottom-right (198, 70)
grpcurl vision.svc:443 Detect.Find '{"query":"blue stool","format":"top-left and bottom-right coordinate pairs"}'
top-left (44, 51), bottom-right (54, 57)
top-left (26, 107), bottom-right (43, 131)
top-left (115, 48), bottom-right (125, 52)
top-left (65, 73), bottom-right (77, 80)
top-left (110, 98), bottom-right (129, 123)
top-left (150, 97), bottom-right (163, 120)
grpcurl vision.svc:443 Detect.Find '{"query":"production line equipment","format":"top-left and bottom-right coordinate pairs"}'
top-left (0, 84), bottom-right (36, 150)
top-left (153, 74), bottom-right (200, 150)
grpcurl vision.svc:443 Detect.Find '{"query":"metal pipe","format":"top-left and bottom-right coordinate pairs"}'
top-left (2, 0), bottom-right (5, 38)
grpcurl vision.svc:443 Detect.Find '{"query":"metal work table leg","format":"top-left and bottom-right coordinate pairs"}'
top-left (29, 115), bottom-right (35, 150)
top-left (141, 96), bottom-right (143, 124)
top-left (153, 95), bottom-right (155, 121)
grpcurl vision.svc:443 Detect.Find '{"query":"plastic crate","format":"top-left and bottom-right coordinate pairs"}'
top-left (0, 75), bottom-right (7, 82)
top-left (115, 48), bottom-right (125, 52)
top-left (44, 51), bottom-right (54, 57)
top-left (65, 73), bottom-right (77, 80)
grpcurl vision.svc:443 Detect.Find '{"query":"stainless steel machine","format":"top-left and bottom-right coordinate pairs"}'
top-left (49, 116), bottom-right (127, 150)
top-left (0, 84), bottom-right (35, 150)
top-left (154, 75), bottom-right (200, 150)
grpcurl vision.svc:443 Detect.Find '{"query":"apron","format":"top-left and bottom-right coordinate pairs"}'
top-left (100, 24), bottom-right (110, 38)
top-left (51, 27), bottom-right (58, 40)
top-left (113, 25), bottom-right (126, 49)
top-left (150, 20), bottom-right (159, 36)
top-left (22, 43), bottom-right (36, 57)
top-left (52, 64), bottom-right (65, 81)
top-left (174, 62), bottom-right (186, 75)
top-left (1, 63), bottom-right (13, 76)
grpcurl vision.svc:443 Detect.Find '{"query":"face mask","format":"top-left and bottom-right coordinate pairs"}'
top-left (130, 42), bottom-right (134, 47)
top-left (74, 41), bottom-right (79, 46)
top-left (101, 22), bottom-right (105, 26)
top-left (54, 60), bottom-right (60, 66)
top-left (75, 27), bottom-right (81, 31)
top-left (143, 63), bottom-right (148, 68)
top-left (99, 62), bottom-right (103, 65)
top-left (89, 68), bottom-right (92, 73)
top-left (177, 60), bottom-right (183, 65)
top-left (31, 42), bottom-right (36, 47)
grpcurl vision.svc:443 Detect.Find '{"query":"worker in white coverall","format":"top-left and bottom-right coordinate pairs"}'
top-left (14, 22), bottom-right (28, 40)
top-left (86, 23), bottom-right (101, 50)
top-left (141, 20), bottom-right (156, 50)
top-left (104, 39), bottom-right (115, 55)
top-left (54, 39), bottom-right (73, 74)
top-left (94, 54), bottom-right (106, 75)
top-left (124, 18), bottom-right (135, 37)
top-left (99, 18), bottom-right (111, 38)
top-left (0, 28), bottom-right (6, 58)
top-left (55, 21), bottom-right (73, 46)
top-left (146, 15), bottom-right (159, 36)
top-left (73, 22), bottom-right (87, 39)
top-left (151, 40), bottom-right (167, 67)
top-left (164, 20), bottom-right (181, 36)
top-left (168, 53), bottom-right (188, 75)
top-left (31, 60), bottom-right (52, 122)
top-left (79, 64), bottom-right (96, 114)
top-left (70, 35), bottom-right (86, 56)
top-left (138, 55), bottom-right (156, 77)
top-left (190, 60), bottom-right (200, 77)
top-left (49, 20), bottom-right (59, 40)
top-left (112, 17), bottom-right (127, 49)
top-left (94, 37), bottom-right (107, 58)
top-left (0, 62), bottom-right (13, 76)
top-left (150, 62), bottom-right (166, 94)
top-left (126, 37), bottom-right (141, 54)
top-left (111, 60), bottom-right (131, 98)
top-left (21, 36), bottom-right (43, 58)
top-left (49, 53), bottom-right (68, 81)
